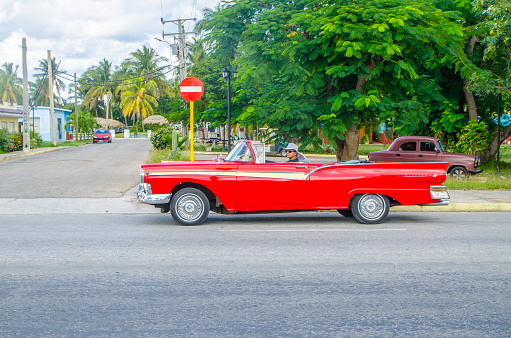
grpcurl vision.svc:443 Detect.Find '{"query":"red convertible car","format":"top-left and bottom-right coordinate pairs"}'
top-left (138, 140), bottom-right (450, 225)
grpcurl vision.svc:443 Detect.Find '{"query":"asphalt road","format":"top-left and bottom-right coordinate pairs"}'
top-left (1, 212), bottom-right (509, 337)
top-left (0, 138), bottom-right (152, 198)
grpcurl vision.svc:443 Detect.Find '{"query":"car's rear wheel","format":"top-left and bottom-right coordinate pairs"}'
top-left (337, 209), bottom-right (353, 217)
top-left (351, 194), bottom-right (389, 224)
top-left (170, 188), bottom-right (209, 226)
top-left (280, 148), bottom-right (287, 157)
top-left (450, 166), bottom-right (467, 180)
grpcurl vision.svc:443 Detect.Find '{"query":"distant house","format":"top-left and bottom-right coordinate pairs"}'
top-left (17, 106), bottom-right (72, 142)
top-left (0, 103), bottom-right (23, 132)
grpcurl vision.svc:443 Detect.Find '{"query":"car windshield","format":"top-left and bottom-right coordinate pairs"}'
top-left (436, 141), bottom-right (445, 152)
top-left (225, 141), bottom-right (254, 162)
top-left (96, 130), bottom-right (108, 134)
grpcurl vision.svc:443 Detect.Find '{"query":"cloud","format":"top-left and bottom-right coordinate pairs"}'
top-left (0, 0), bottom-right (220, 81)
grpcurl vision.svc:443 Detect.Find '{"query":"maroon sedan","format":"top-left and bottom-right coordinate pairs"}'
top-left (92, 129), bottom-right (112, 143)
top-left (368, 136), bottom-right (482, 179)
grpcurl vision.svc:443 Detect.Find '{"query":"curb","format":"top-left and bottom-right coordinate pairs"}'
top-left (0, 147), bottom-right (71, 162)
top-left (391, 203), bottom-right (511, 212)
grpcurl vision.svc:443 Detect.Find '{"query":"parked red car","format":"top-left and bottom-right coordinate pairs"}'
top-left (93, 129), bottom-right (112, 143)
top-left (138, 140), bottom-right (450, 225)
top-left (368, 136), bottom-right (482, 179)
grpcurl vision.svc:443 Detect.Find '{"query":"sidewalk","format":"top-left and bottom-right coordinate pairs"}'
top-left (0, 146), bottom-right (70, 162)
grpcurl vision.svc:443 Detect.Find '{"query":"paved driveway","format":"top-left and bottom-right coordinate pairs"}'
top-left (0, 138), bottom-right (152, 198)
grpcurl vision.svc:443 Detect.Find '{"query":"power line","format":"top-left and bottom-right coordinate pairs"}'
top-left (55, 64), bottom-right (177, 86)
top-left (55, 67), bottom-right (176, 87)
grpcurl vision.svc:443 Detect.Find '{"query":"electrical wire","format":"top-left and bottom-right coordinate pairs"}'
top-left (55, 64), bottom-right (177, 86)
top-left (55, 67), bottom-right (176, 87)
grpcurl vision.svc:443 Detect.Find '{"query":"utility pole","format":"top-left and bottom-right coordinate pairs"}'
top-left (161, 17), bottom-right (196, 141)
top-left (48, 50), bottom-right (56, 146)
top-left (161, 17), bottom-right (196, 82)
top-left (22, 38), bottom-right (30, 152)
top-left (74, 73), bottom-right (78, 141)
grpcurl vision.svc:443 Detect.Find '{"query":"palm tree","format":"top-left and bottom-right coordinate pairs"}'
top-left (82, 59), bottom-right (115, 117)
top-left (117, 77), bottom-right (159, 134)
top-left (33, 57), bottom-right (66, 106)
top-left (122, 45), bottom-right (169, 94)
top-left (0, 62), bottom-right (23, 106)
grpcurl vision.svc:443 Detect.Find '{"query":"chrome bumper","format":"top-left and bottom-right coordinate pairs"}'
top-left (421, 200), bottom-right (450, 207)
top-left (423, 186), bottom-right (450, 206)
top-left (138, 183), bottom-right (171, 205)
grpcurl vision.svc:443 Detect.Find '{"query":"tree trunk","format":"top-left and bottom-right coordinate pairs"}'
top-left (464, 35), bottom-right (478, 121)
top-left (333, 61), bottom-right (376, 161)
top-left (479, 124), bottom-right (511, 163)
top-left (334, 128), bottom-right (360, 162)
top-left (463, 78), bottom-right (478, 121)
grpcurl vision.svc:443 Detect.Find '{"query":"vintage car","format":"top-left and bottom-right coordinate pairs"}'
top-left (138, 140), bottom-right (450, 226)
top-left (368, 136), bottom-right (482, 179)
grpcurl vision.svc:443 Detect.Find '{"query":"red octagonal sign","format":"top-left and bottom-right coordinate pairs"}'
top-left (179, 77), bottom-right (204, 102)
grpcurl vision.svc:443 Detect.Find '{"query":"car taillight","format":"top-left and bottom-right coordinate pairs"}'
top-left (140, 168), bottom-right (148, 183)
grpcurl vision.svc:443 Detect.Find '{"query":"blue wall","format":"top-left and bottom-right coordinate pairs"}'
top-left (18, 106), bottom-right (72, 142)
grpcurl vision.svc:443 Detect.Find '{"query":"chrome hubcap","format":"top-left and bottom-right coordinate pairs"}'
top-left (358, 194), bottom-right (385, 220)
top-left (176, 193), bottom-right (204, 221)
top-left (452, 170), bottom-right (466, 180)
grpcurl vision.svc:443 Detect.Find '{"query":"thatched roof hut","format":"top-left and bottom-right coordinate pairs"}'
top-left (94, 118), bottom-right (126, 129)
top-left (142, 115), bottom-right (169, 125)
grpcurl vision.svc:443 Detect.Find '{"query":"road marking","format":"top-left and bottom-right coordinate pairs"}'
top-left (219, 229), bottom-right (407, 232)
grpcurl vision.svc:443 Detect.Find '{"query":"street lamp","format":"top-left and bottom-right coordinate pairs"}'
top-left (497, 91), bottom-right (502, 174)
top-left (222, 66), bottom-right (237, 152)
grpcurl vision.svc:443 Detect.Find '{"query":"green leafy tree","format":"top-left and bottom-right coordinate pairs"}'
top-left (284, 0), bottom-right (470, 160)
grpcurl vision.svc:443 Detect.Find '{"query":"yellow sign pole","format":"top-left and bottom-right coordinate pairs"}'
top-left (190, 100), bottom-right (194, 162)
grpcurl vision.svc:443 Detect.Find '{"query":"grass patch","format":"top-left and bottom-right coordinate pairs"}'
top-left (358, 143), bottom-right (390, 155)
top-left (444, 158), bottom-right (511, 190)
top-left (150, 148), bottom-right (190, 162)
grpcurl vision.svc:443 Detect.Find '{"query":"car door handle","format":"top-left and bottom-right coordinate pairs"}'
top-left (419, 154), bottom-right (423, 157)
top-left (396, 154), bottom-right (400, 156)
top-left (295, 165), bottom-right (308, 169)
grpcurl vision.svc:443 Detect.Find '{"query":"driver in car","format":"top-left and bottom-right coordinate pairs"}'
top-left (284, 143), bottom-right (307, 162)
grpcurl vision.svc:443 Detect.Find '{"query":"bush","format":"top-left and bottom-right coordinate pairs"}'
top-left (30, 131), bottom-right (43, 148)
top-left (150, 126), bottom-right (187, 150)
top-left (10, 133), bottom-right (23, 151)
top-left (0, 129), bottom-right (14, 152)
top-left (456, 121), bottom-right (490, 155)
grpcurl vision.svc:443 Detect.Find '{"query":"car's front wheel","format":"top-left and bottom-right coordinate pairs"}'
top-left (351, 194), bottom-right (389, 224)
top-left (170, 188), bottom-right (209, 226)
top-left (450, 166), bottom-right (467, 180)
top-left (279, 148), bottom-right (287, 157)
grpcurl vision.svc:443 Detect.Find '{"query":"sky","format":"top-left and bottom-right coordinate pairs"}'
top-left (0, 0), bottom-right (221, 86)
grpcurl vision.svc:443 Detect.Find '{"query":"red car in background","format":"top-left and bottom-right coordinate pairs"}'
top-left (368, 136), bottom-right (482, 179)
top-left (138, 140), bottom-right (450, 226)
top-left (93, 129), bottom-right (112, 143)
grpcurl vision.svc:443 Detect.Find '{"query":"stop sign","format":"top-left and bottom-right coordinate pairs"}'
top-left (179, 77), bottom-right (204, 102)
